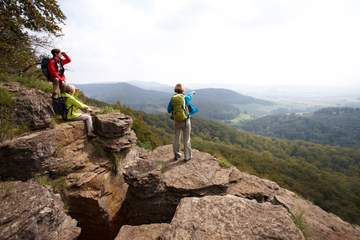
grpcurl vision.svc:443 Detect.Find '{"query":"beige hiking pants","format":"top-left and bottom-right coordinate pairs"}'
top-left (173, 118), bottom-right (192, 160)
top-left (72, 113), bottom-right (94, 135)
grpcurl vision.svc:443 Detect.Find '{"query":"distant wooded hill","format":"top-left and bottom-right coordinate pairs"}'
top-left (240, 107), bottom-right (360, 147)
top-left (77, 82), bottom-right (273, 120)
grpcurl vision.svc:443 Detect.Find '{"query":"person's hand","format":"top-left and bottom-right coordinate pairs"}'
top-left (82, 106), bottom-right (90, 113)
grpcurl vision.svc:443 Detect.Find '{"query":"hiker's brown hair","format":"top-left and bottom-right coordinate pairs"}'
top-left (51, 48), bottom-right (61, 56)
top-left (174, 83), bottom-right (184, 94)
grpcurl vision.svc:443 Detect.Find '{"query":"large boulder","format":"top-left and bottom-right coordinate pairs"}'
top-left (115, 224), bottom-right (169, 240)
top-left (1, 81), bottom-right (53, 130)
top-left (94, 113), bottom-right (137, 152)
top-left (94, 113), bottom-right (133, 138)
top-left (161, 195), bottom-right (304, 240)
top-left (0, 181), bottom-right (80, 240)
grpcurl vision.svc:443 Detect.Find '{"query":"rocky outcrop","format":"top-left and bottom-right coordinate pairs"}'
top-left (161, 195), bottom-right (304, 240)
top-left (94, 113), bottom-right (133, 138)
top-left (120, 145), bottom-right (239, 225)
top-left (115, 224), bottom-right (169, 240)
top-left (0, 111), bottom-right (136, 240)
top-left (120, 145), bottom-right (360, 240)
top-left (0, 181), bottom-right (80, 240)
top-left (93, 113), bottom-right (137, 152)
top-left (1, 81), bottom-right (53, 130)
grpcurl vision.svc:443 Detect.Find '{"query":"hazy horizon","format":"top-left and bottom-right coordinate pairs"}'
top-left (58, 0), bottom-right (360, 90)
top-left (76, 80), bottom-right (360, 102)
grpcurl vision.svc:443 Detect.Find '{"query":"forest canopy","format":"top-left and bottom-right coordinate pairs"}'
top-left (0, 0), bottom-right (65, 73)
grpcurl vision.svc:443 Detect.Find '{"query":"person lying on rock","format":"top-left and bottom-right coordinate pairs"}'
top-left (62, 84), bottom-right (96, 138)
top-left (167, 83), bottom-right (198, 161)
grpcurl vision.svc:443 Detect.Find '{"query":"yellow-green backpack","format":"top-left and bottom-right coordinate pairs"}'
top-left (171, 94), bottom-right (189, 121)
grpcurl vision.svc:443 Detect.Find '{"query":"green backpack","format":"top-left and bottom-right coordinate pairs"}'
top-left (171, 94), bottom-right (189, 121)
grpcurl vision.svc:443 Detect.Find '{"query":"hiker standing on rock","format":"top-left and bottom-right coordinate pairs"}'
top-left (48, 48), bottom-right (71, 98)
top-left (62, 84), bottom-right (96, 137)
top-left (167, 83), bottom-right (198, 161)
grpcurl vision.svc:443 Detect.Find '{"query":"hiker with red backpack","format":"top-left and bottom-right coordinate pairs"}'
top-left (167, 83), bottom-right (198, 161)
top-left (47, 48), bottom-right (71, 97)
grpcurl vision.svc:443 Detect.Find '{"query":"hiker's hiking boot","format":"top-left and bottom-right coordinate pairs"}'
top-left (88, 132), bottom-right (96, 138)
top-left (174, 153), bottom-right (182, 161)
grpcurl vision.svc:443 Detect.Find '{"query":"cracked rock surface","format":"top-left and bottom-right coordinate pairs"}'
top-left (161, 195), bottom-right (304, 240)
top-left (115, 224), bottom-right (169, 240)
top-left (0, 181), bottom-right (80, 240)
top-left (0, 82), bottom-right (53, 131)
top-left (227, 171), bottom-right (360, 240)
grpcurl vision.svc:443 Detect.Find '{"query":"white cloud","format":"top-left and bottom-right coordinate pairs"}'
top-left (57, 0), bottom-right (360, 88)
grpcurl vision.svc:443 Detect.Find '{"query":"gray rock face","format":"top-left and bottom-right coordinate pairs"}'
top-left (0, 181), bottom-right (80, 240)
top-left (1, 82), bottom-right (53, 130)
top-left (94, 113), bottom-right (133, 138)
top-left (161, 195), bottom-right (304, 240)
top-left (115, 224), bottom-right (169, 240)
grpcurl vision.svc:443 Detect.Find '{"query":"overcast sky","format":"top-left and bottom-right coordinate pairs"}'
top-left (57, 0), bottom-right (360, 88)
